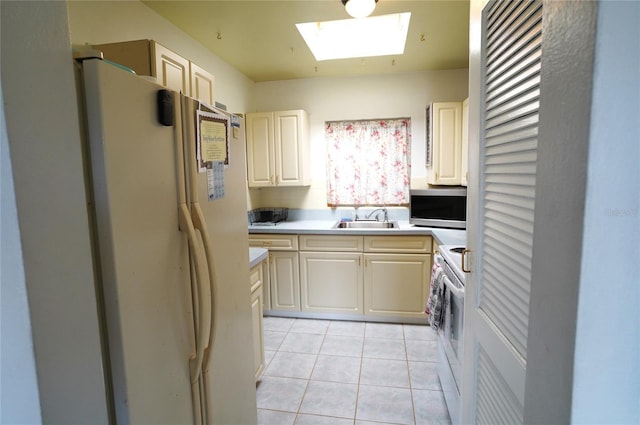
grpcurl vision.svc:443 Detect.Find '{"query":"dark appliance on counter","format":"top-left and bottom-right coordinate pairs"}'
top-left (248, 207), bottom-right (289, 225)
top-left (409, 188), bottom-right (467, 229)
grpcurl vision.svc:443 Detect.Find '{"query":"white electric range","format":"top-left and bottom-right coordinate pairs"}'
top-left (434, 245), bottom-right (466, 425)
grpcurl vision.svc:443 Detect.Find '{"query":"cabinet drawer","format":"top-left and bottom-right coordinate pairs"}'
top-left (248, 234), bottom-right (298, 250)
top-left (249, 263), bottom-right (263, 293)
top-left (299, 235), bottom-right (363, 252)
top-left (364, 236), bottom-right (432, 254)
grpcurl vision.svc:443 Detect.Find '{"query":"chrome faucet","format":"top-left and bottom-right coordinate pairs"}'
top-left (365, 208), bottom-right (389, 222)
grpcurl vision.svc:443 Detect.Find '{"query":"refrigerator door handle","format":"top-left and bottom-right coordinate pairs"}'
top-left (173, 92), bottom-right (211, 388)
top-left (179, 203), bottom-right (212, 384)
top-left (191, 203), bottom-right (217, 374)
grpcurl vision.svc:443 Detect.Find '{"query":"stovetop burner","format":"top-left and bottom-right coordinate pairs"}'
top-left (439, 245), bottom-right (466, 284)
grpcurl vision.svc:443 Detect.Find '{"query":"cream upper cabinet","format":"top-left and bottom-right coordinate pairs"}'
top-left (246, 113), bottom-right (274, 187)
top-left (151, 42), bottom-right (190, 94)
top-left (189, 62), bottom-right (215, 106)
top-left (246, 110), bottom-right (310, 187)
top-left (461, 97), bottom-right (469, 187)
top-left (93, 39), bottom-right (214, 103)
top-left (427, 102), bottom-right (463, 186)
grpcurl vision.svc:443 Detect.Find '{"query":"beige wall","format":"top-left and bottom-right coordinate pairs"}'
top-left (250, 69), bottom-right (469, 209)
top-left (1, 1), bottom-right (110, 422)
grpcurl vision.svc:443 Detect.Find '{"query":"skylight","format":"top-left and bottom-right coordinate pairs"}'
top-left (296, 13), bottom-right (411, 61)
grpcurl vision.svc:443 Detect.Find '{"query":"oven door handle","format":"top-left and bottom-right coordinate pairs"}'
top-left (443, 275), bottom-right (465, 299)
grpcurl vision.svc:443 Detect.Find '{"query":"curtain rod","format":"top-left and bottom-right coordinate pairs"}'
top-left (324, 117), bottom-right (411, 124)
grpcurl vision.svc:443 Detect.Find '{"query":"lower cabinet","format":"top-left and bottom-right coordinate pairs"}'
top-left (249, 261), bottom-right (265, 381)
top-left (250, 233), bottom-right (431, 321)
top-left (269, 251), bottom-right (300, 311)
top-left (299, 252), bottom-right (363, 315)
top-left (248, 234), bottom-right (299, 311)
top-left (364, 253), bottom-right (431, 319)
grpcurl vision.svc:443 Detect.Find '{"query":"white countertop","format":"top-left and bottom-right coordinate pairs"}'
top-left (249, 247), bottom-right (268, 268)
top-left (248, 220), bottom-right (466, 247)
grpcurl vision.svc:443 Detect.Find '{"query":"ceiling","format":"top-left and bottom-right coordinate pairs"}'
top-left (142, 0), bottom-right (470, 82)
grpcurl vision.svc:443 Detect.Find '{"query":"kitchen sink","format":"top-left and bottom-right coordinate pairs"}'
top-left (333, 220), bottom-right (399, 229)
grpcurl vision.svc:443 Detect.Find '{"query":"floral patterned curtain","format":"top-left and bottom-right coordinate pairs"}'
top-left (326, 118), bottom-right (411, 206)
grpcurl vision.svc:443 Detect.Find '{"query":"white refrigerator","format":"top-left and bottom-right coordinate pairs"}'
top-left (79, 57), bottom-right (257, 424)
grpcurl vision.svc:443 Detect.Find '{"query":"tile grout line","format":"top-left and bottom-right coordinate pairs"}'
top-left (259, 319), bottom-right (446, 425)
top-left (404, 324), bottom-right (418, 425)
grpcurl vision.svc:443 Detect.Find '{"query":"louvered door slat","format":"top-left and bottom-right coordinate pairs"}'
top-left (487, 1), bottom-right (542, 61)
top-left (485, 111), bottom-right (538, 137)
top-left (486, 50), bottom-right (541, 103)
top-left (485, 124), bottom-right (537, 148)
top-left (483, 227), bottom-right (532, 267)
top-left (477, 346), bottom-right (524, 425)
top-left (486, 1), bottom-right (521, 40)
top-left (484, 252), bottom-right (531, 297)
top-left (486, 13), bottom-right (541, 78)
top-left (486, 85), bottom-right (539, 121)
top-left (486, 192), bottom-right (535, 211)
top-left (486, 32), bottom-right (541, 92)
top-left (481, 0), bottom-right (542, 359)
top-left (481, 295), bottom-right (528, 355)
top-left (487, 19), bottom-right (542, 81)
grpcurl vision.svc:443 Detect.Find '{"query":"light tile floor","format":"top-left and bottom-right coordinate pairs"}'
top-left (257, 317), bottom-right (451, 425)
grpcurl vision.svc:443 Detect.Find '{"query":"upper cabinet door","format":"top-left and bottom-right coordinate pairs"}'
top-left (94, 39), bottom-right (215, 104)
top-left (273, 110), bottom-right (310, 187)
top-left (428, 102), bottom-right (463, 185)
top-left (246, 110), bottom-right (310, 188)
top-left (151, 42), bottom-right (189, 95)
top-left (246, 112), bottom-right (275, 187)
top-left (461, 97), bottom-right (470, 187)
top-left (189, 62), bottom-right (215, 106)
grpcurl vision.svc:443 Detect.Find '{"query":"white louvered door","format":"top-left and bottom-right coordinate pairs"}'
top-left (462, 0), bottom-right (542, 423)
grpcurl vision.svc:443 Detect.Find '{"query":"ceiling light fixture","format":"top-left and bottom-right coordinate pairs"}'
top-left (342, 0), bottom-right (378, 18)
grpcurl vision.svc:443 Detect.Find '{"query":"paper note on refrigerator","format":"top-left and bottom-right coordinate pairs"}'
top-left (207, 162), bottom-right (225, 201)
top-left (197, 110), bottom-right (229, 172)
top-left (201, 120), bottom-right (227, 162)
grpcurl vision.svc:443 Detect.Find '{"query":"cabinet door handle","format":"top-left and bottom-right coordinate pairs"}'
top-left (462, 249), bottom-right (471, 273)
top-left (275, 175), bottom-right (280, 185)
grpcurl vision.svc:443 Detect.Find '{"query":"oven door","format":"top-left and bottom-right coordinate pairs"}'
top-left (442, 277), bottom-right (464, 388)
top-left (437, 275), bottom-right (465, 424)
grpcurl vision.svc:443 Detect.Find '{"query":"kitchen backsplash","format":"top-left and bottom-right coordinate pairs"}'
top-left (264, 207), bottom-right (410, 222)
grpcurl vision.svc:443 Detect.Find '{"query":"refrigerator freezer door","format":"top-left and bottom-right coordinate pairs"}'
top-left (82, 59), bottom-right (195, 424)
